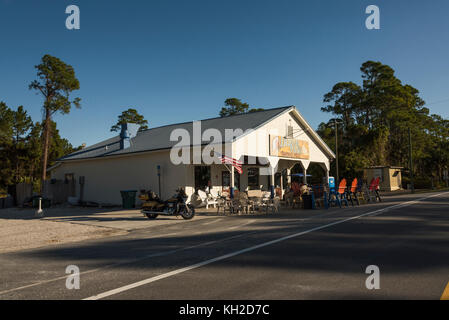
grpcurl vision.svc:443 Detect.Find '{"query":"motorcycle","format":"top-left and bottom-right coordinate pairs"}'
top-left (139, 188), bottom-right (195, 220)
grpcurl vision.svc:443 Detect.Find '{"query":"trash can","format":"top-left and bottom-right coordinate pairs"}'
top-left (302, 194), bottom-right (313, 209)
top-left (120, 190), bottom-right (137, 209)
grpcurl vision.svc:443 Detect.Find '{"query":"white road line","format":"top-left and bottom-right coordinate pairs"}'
top-left (84, 191), bottom-right (449, 300)
top-left (0, 216), bottom-right (257, 296)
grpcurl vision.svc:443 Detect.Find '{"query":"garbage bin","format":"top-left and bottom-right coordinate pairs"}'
top-left (302, 194), bottom-right (313, 209)
top-left (120, 190), bottom-right (137, 209)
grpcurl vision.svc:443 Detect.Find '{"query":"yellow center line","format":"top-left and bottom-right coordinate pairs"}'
top-left (441, 282), bottom-right (449, 300)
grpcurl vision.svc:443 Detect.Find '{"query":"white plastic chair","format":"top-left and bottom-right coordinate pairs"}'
top-left (197, 189), bottom-right (217, 209)
top-left (209, 189), bottom-right (219, 200)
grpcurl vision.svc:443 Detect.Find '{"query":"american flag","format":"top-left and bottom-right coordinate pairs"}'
top-left (215, 152), bottom-right (243, 174)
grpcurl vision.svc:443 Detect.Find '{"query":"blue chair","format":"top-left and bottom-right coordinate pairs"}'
top-left (328, 178), bottom-right (342, 208)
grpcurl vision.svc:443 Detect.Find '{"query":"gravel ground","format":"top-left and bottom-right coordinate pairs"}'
top-left (0, 207), bottom-right (127, 254)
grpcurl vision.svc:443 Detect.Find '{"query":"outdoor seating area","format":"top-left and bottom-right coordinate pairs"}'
top-left (209, 189), bottom-right (281, 215)
top-left (195, 176), bottom-right (383, 215)
top-left (326, 177), bottom-right (382, 208)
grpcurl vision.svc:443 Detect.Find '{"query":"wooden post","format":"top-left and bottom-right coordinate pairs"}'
top-left (286, 168), bottom-right (291, 186)
top-left (280, 169), bottom-right (284, 199)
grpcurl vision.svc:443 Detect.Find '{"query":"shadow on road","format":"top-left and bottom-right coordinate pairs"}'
top-left (5, 196), bottom-right (448, 277)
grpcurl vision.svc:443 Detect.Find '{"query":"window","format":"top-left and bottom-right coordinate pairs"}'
top-left (64, 173), bottom-right (74, 184)
top-left (222, 170), bottom-right (240, 190)
top-left (247, 168), bottom-right (259, 189)
top-left (222, 171), bottom-right (230, 188)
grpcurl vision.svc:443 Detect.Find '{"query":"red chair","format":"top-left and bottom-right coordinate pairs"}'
top-left (369, 177), bottom-right (382, 202)
top-left (368, 177), bottom-right (378, 191)
top-left (291, 182), bottom-right (301, 196)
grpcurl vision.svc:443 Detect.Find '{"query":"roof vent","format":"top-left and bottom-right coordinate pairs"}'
top-left (120, 123), bottom-right (140, 149)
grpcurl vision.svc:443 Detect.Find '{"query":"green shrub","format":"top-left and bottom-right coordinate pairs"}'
top-left (413, 176), bottom-right (431, 189)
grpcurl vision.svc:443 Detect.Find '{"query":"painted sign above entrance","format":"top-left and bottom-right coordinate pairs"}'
top-left (269, 135), bottom-right (310, 160)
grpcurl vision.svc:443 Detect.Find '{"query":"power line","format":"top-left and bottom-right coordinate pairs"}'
top-left (426, 97), bottom-right (449, 107)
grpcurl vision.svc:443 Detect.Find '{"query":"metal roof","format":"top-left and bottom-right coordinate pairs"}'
top-left (59, 106), bottom-right (295, 161)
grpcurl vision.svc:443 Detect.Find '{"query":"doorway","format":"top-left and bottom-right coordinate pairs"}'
top-left (194, 166), bottom-right (211, 191)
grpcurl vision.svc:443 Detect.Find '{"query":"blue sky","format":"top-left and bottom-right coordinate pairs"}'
top-left (1, 0), bottom-right (449, 146)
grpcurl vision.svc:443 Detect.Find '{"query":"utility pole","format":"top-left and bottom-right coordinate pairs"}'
top-left (331, 118), bottom-right (343, 182)
top-left (408, 128), bottom-right (415, 194)
top-left (335, 119), bottom-right (339, 182)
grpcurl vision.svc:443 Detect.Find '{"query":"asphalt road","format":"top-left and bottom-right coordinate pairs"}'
top-left (0, 191), bottom-right (448, 300)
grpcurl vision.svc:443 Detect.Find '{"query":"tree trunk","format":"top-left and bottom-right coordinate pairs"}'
top-left (15, 134), bottom-right (19, 184)
top-left (16, 161), bottom-right (19, 184)
top-left (41, 109), bottom-right (51, 193)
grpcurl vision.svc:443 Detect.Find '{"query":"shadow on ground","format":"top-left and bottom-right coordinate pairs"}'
top-left (5, 196), bottom-right (448, 277)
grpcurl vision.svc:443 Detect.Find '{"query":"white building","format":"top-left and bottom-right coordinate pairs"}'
top-left (49, 106), bottom-right (335, 205)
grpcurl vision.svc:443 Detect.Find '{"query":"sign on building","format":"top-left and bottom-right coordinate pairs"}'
top-left (269, 135), bottom-right (310, 160)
